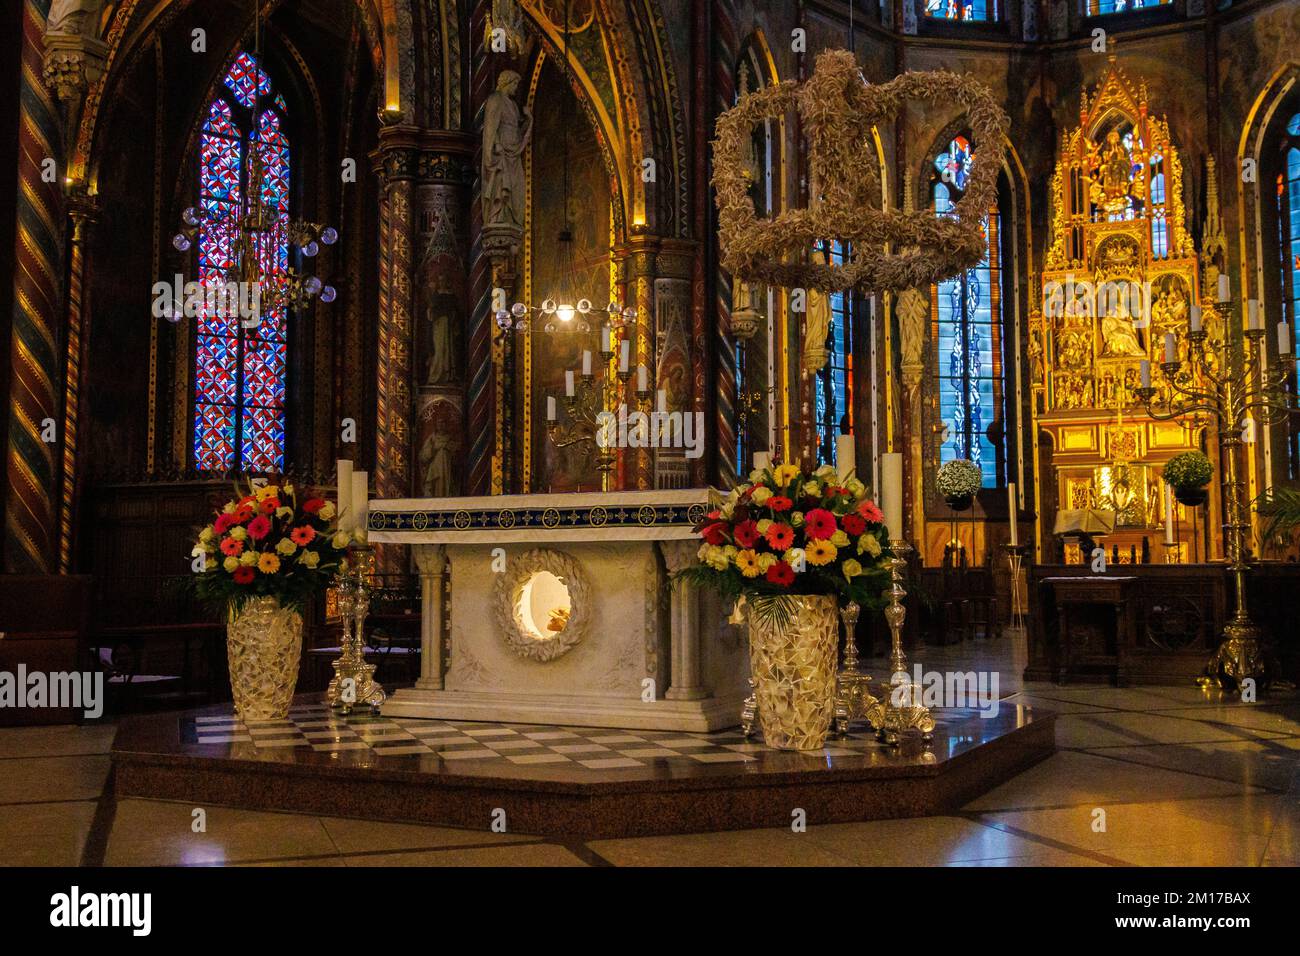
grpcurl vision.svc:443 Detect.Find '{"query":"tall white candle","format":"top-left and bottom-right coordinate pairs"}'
top-left (637, 364), bottom-right (648, 393)
top-left (1189, 305), bottom-right (1202, 333)
top-left (582, 350), bottom-right (592, 376)
top-left (351, 471), bottom-right (369, 539)
top-left (1217, 273), bottom-right (1230, 303)
top-left (1279, 321), bottom-right (1291, 355)
top-left (753, 451), bottom-right (771, 473)
top-left (1248, 299), bottom-right (1260, 330)
top-left (600, 329), bottom-right (612, 354)
top-left (881, 452), bottom-right (903, 542)
top-left (546, 395), bottom-right (557, 421)
top-left (336, 459), bottom-right (353, 531)
top-left (1007, 482), bottom-right (1018, 546)
top-left (619, 339), bottom-right (630, 373)
top-left (1164, 332), bottom-right (1176, 364)
top-left (565, 370), bottom-right (575, 397)
top-left (1164, 484), bottom-right (1175, 546)
top-left (1140, 359), bottom-right (1151, 389)
top-left (835, 434), bottom-right (856, 482)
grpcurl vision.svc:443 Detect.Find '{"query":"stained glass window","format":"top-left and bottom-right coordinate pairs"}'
top-left (814, 240), bottom-right (853, 468)
top-left (931, 137), bottom-right (1003, 489)
top-left (1277, 112), bottom-right (1300, 476)
top-left (925, 0), bottom-right (995, 20)
top-left (1089, 0), bottom-right (1170, 14)
top-left (194, 52), bottom-right (289, 473)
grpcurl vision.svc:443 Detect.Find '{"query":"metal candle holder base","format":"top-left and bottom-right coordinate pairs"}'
top-left (865, 540), bottom-right (935, 746)
top-left (832, 601), bottom-right (879, 736)
top-left (1002, 543), bottom-right (1028, 630)
top-left (325, 544), bottom-right (386, 715)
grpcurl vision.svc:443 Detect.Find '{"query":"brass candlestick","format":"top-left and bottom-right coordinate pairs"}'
top-left (865, 540), bottom-right (935, 745)
top-left (1002, 542), bottom-right (1028, 630)
top-left (832, 601), bottom-right (879, 736)
top-left (1132, 298), bottom-right (1295, 688)
top-left (325, 544), bottom-right (386, 714)
top-left (547, 370), bottom-right (616, 475)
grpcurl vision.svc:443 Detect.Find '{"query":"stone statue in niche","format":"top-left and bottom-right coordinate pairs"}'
top-left (46, 0), bottom-right (104, 36)
top-left (1100, 299), bottom-right (1145, 357)
top-left (482, 70), bottom-right (532, 232)
top-left (417, 399), bottom-right (461, 497)
top-left (424, 307), bottom-right (455, 385)
top-left (801, 249), bottom-right (832, 372)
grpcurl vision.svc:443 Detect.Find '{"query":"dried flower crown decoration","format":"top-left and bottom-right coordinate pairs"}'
top-left (712, 50), bottom-right (1009, 294)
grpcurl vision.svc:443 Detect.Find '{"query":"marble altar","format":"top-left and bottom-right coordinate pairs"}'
top-left (367, 490), bottom-right (749, 731)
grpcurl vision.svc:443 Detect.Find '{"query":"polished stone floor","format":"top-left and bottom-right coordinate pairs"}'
top-left (3, 633), bottom-right (1299, 866)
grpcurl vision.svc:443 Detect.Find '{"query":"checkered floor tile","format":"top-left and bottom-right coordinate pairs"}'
top-left (183, 703), bottom-right (900, 771)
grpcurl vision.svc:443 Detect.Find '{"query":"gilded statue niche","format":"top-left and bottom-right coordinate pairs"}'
top-left (1032, 52), bottom-right (1212, 558)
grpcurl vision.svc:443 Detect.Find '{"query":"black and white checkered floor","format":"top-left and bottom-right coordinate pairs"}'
top-left (182, 703), bottom-right (905, 771)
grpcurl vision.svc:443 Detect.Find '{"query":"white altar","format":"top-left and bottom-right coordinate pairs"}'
top-left (367, 489), bottom-right (748, 731)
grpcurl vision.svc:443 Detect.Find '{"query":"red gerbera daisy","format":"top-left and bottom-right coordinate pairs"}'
top-left (764, 522), bottom-right (794, 551)
top-left (768, 495), bottom-right (793, 512)
top-left (234, 506), bottom-right (254, 524)
top-left (734, 520), bottom-right (760, 548)
top-left (232, 566), bottom-right (255, 585)
top-left (702, 522), bottom-right (728, 546)
top-left (219, 537), bottom-right (244, 556)
top-left (841, 513), bottom-right (866, 536)
top-left (247, 515), bottom-right (272, 541)
top-left (804, 508), bottom-right (837, 540)
top-left (303, 498), bottom-right (326, 515)
top-left (765, 561), bottom-right (795, 587)
top-left (290, 525), bottom-right (316, 546)
top-left (259, 497), bottom-right (280, 515)
top-left (858, 500), bottom-right (884, 524)
top-left (214, 513), bottom-right (235, 534)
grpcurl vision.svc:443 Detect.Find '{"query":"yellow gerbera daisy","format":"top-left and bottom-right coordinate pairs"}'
top-left (734, 548), bottom-right (762, 578)
top-left (773, 463), bottom-right (801, 487)
top-left (806, 539), bottom-right (837, 566)
top-left (257, 552), bottom-right (281, 574)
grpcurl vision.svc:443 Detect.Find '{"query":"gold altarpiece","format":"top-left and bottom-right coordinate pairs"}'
top-left (1032, 55), bottom-right (1222, 563)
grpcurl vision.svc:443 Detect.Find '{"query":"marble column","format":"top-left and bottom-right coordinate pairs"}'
top-left (659, 539), bottom-right (708, 700)
top-left (414, 544), bottom-right (447, 690)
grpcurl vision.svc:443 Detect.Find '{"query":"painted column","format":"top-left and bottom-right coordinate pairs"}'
top-left (652, 241), bottom-right (695, 489)
top-left (58, 191), bottom-right (96, 572)
top-left (414, 544), bottom-right (447, 690)
top-left (712, 0), bottom-right (739, 488)
top-left (4, 0), bottom-right (64, 573)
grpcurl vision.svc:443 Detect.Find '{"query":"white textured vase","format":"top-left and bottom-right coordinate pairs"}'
top-left (747, 594), bottom-right (840, 751)
top-left (226, 596), bottom-right (303, 721)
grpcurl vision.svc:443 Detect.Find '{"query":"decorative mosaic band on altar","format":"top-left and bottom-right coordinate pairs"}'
top-left (369, 501), bottom-right (708, 535)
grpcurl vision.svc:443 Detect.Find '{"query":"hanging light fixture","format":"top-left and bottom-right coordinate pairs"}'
top-left (171, 0), bottom-right (338, 318)
top-left (495, 0), bottom-right (631, 336)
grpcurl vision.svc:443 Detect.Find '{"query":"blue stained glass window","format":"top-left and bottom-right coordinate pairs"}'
top-left (814, 240), bottom-right (853, 468)
top-left (1089, 0), bottom-right (1170, 13)
top-left (194, 52), bottom-right (289, 473)
top-left (925, 0), bottom-right (995, 20)
top-left (932, 139), bottom-right (1003, 489)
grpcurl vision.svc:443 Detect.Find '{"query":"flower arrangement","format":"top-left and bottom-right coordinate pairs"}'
top-left (191, 480), bottom-right (351, 613)
top-left (1162, 450), bottom-right (1212, 491)
top-left (681, 462), bottom-right (891, 607)
top-left (936, 459), bottom-right (982, 499)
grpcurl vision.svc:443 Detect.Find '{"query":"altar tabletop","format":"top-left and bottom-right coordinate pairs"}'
top-left (367, 488), bottom-right (710, 544)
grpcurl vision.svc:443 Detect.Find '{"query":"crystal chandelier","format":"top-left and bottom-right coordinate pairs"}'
top-left (171, 1), bottom-right (338, 317)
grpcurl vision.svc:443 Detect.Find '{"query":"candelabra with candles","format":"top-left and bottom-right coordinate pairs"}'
top-left (325, 545), bottom-right (386, 714)
top-left (1131, 281), bottom-right (1296, 687)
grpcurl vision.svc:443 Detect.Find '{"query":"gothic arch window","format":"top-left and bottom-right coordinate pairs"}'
top-left (929, 134), bottom-right (1007, 488)
top-left (193, 51), bottom-right (290, 473)
top-left (813, 239), bottom-right (854, 468)
top-left (1275, 111), bottom-right (1300, 476)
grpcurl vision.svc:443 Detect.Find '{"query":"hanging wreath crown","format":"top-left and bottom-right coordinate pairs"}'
top-left (712, 49), bottom-right (1009, 295)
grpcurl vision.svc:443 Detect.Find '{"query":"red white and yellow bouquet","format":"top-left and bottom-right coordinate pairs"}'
top-left (191, 480), bottom-right (351, 613)
top-left (683, 461), bottom-right (891, 607)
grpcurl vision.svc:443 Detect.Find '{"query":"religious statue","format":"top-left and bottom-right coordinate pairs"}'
top-left (1100, 300), bottom-right (1144, 357)
top-left (482, 70), bottom-right (532, 232)
top-left (730, 277), bottom-right (762, 339)
top-left (424, 306), bottom-right (454, 385)
top-left (801, 249), bottom-right (832, 372)
top-left (1093, 129), bottom-right (1139, 217)
top-left (46, 0), bottom-right (103, 36)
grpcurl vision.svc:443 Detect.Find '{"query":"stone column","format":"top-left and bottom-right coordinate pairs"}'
top-left (660, 539), bottom-right (707, 700)
top-left (414, 544), bottom-right (447, 690)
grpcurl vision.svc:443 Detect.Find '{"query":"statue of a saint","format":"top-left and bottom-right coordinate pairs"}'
top-left (481, 70), bottom-right (531, 231)
top-left (897, 286), bottom-right (927, 373)
top-left (1100, 301), bottom-right (1144, 357)
top-left (801, 250), bottom-right (832, 372)
top-left (46, 0), bottom-right (102, 36)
